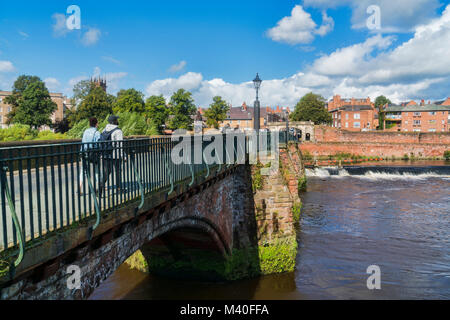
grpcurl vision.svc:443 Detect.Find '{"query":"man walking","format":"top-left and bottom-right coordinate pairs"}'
top-left (99, 115), bottom-right (126, 197)
top-left (80, 117), bottom-right (100, 192)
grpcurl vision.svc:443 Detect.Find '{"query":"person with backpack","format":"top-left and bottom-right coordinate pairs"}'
top-left (79, 117), bottom-right (101, 192)
top-left (98, 115), bottom-right (126, 197)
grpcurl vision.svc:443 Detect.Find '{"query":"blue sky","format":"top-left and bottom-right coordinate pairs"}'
top-left (1, 0), bottom-right (450, 107)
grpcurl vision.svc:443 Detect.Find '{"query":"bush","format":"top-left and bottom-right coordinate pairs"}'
top-left (35, 131), bottom-right (67, 141)
top-left (0, 124), bottom-right (37, 141)
top-left (66, 112), bottom-right (160, 138)
top-left (444, 151), bottom-right (450, 161)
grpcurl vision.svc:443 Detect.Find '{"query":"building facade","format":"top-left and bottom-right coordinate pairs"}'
top-left (218, 102), bottom-right (290, 130)
top-left (327, 95), bottom-right (373, 112)
top-left (385, 104), bottom-right (450, 132)
top-left (330, 105), bottom-right (379, 132)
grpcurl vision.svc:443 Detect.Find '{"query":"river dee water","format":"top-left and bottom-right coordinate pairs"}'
top-left (91, 162), bottom-right (450, 300)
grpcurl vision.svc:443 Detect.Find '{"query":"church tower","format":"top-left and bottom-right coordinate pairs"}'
top-left (91, 76), bottom-right (107, 92)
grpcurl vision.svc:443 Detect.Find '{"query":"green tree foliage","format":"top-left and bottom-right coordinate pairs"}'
top-left (374, 95), bottom-right (392, 130)
top-left (67, 112), bottom-right (158, 138)
top-left (168, 89), bottom-right (197, 130)
top-left (290, 93), bottom-right (332, 125)
top-left (7, 78), bottom-right (57, 129)
top-left (69, 87), bottom-right (112, 124)
top-left (5, 75), bottom-right (57, 128)
top-left (145, 95), bottom-right (169, 134)
top-left (204, 96), bottom-right (230, 129)
top-left (113, 88), bottom-right (145, 113)
top-left (71, 80), bottom-right (95, 107)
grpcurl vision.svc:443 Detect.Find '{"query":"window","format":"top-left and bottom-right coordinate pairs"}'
top-left (345, 122), bottom-right (349, 128)
top-left (413, 120), bottom-right (421, 126)
top-left (354, 113), bottom-right (360, 120)
top-left (7, 107), bottom-right (11, 112)
top-left (353, 122), bottom-right (361, 128)
top-left (0, 115), bottom-right (2, 123)
top-left (429, 120), bottom-right (436, 124)
top-left (414, 112), bottom-right (421, 116)
top-left (428, 129), bottom-right (436, 132)
top-left (413, 129), bottom-right (421, 132)
top-left (345, 114), bottom-right (349, 120)
top-left (0, 97), bottom-right (2, 103)
top-left (405, 121), bottom-right (408, 125)
top-left (429, 112), bottom-right (436, 116)
top-left (338, 114), bottom-right (341, 120)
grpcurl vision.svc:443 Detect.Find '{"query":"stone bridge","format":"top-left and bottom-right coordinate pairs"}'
top-left (0, 135), bottom-right (304, 300)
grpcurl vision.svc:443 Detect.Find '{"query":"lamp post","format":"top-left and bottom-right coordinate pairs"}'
top-left (253, 73), bottom-right (262, 131)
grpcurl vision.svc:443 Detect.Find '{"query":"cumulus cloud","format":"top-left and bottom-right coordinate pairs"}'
top-left (52, 13), bottom-right (71, 37)
top-left (267, 5), bottom-right (334, 45)
top-left (0, 61), bottom-right (15, 72)
top-left (144, 5), bottom-right (450, 107)
top-left (168, 60), bottom-right (187, 73)
top-left (44, 78), bottom-right (61, 91)
top-left (302, 0), bottom-right (441, 32)
top-left (81, 28), bottom-right (101, 46)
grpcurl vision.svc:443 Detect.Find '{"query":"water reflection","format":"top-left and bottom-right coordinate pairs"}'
top-left (92, 163), bottom-right (450, 300)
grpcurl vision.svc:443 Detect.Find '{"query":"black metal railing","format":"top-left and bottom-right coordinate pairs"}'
top-left (0, 130), bottom-right (293, 259)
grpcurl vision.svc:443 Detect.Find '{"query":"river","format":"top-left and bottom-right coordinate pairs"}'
top-left (91, 161), bottom-right (450, 300)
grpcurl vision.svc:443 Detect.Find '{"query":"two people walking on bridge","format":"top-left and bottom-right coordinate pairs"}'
top-left (80, 115), bottom-right (125, 198)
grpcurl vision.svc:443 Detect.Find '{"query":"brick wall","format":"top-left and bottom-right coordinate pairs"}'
top-left (303, 126), bottom-right (450, 158)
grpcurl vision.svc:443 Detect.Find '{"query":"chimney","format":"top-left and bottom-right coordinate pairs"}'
top-left (242, 102), bottom-right (247, 111)
top-left (420, 99), bottom-right (425, 106)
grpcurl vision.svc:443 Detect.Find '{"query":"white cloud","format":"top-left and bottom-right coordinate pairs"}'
top-left (102, 56), bottom-right (121, 65)
top-left (0, 61), bottom-right (15, 72)
top-left (168, 60), bottom-right (187, 73)
top-left (44, 78), bottom-right (61, 91)
top-left (146, 72), bottom-right (203, 98)
top-left (18, 31), bottom-right (29, 39)
top-left (267, 5), bottom-right (334, 45)
top-left (81, 28), bottom-right (101, 46)
top-left (52, 13), bottom-right (71, 37)
top-left (302, 0), bottom-right (441, 32)
top-left (144, 5), bottom-right (450, 107)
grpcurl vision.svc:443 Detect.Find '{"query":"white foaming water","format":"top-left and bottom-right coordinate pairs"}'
top-left (306, 167), bottom-right (450, 180)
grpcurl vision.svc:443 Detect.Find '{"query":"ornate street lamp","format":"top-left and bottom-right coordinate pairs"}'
top-left (253, 73), bottom-right (262, 131)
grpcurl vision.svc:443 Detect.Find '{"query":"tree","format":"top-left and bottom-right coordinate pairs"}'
top-left (204, 96), bottom-right (230, 129)
top-left (168, 89), bottom-right (197, 130)
top-left (374, 95), bottom-right (392, 130)
top-left (8, 77), bottom-right (57, 129)
top-left (5, 75), bottom-right (42, 124)
top-left (71, 80), bottom-right (95, 107)
top-left (113, 88), bottom-right (145, 113)
top-left (70, 87), bottom-right (112, 124)
top-left (290, 93), bottom-right (332, 125)
top-left (145, 95), bottom-right (169, 134)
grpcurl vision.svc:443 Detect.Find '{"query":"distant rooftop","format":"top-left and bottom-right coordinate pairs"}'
top-left (386, 104), bottom-right (450, 112)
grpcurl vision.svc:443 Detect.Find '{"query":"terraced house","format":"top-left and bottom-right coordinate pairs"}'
top-left (384, 99), bottom-right (450, 133)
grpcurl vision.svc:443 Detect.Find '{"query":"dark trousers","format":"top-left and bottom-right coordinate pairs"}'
top-left (100, 158), bottom-right (122, 193)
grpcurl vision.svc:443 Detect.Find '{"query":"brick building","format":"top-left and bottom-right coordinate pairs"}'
top-left (0, 90), bottom-right (71, 129)
top-left (218, 102), bottom-right (290, 130)
top-left (385, 103), bottom-right (450, 132)
top-left (330, 105), bottom-right (379, 132)
top-left (327, 94), bottom-right (373, 112)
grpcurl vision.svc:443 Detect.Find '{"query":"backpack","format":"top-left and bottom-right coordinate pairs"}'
top-left (98, 128), bottom-right (119, 158)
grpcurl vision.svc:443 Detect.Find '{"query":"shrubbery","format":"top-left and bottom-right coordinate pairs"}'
top-left (0, 124), bottom-right (68, 142)
top-left (444, 150), bottom-right (450, 161)
top-left (67, 112), bottom-right (159, 139)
